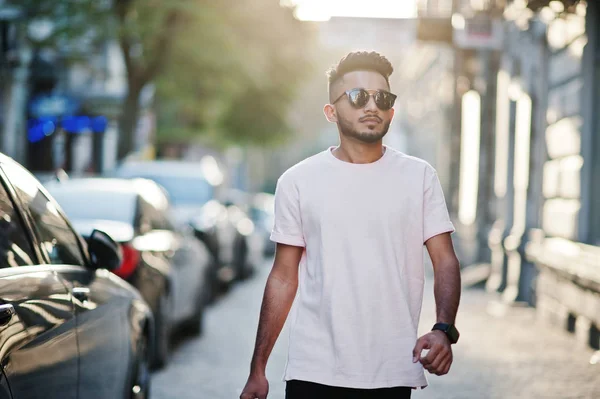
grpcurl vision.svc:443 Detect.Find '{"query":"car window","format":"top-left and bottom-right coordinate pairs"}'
top-left (48, 187), bottom-right (137, 225)
top-left (121, 173), bottom-right (214, 206)
top-left (2, 162), bottom-right (87, 266)
top-left (139, 198), bottom-right (173, 232)
top-left (153, 208), bottom-right (174, 231)
top-left (0, 179), bottom-right (36, 267)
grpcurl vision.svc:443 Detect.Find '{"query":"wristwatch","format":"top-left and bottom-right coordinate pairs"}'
top-left (432, 323), bottom-right (460, 344)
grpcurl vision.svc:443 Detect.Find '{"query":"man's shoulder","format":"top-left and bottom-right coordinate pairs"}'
top-left (278, 150), bottom-right (328, 182)
top-left (387, 147), bottom-right (436, 172)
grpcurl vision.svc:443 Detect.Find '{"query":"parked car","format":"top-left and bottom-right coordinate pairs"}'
top-left (45, 177), bottom-right (213, 369)
top-left (0, 154), bottom-right (152, 399)
top-left (220, 188), bottom-right (268, 266)
top-left (113, 159), bottom-right (255, 285)
top-left (249, 192), bottom-right (276, 257)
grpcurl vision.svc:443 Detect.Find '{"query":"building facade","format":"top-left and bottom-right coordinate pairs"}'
top-left (415, 0), bottom-right (504, 268)
top-left (417, 0), bottom-right (598, 349)
top-left (519, 0), bottom-right (600, 349)
top-left (0, 3), bottom-right (157, 176)
top-left (444, 0), bottom-right (599, 349)
top-left (26, 39), bottom-right (155, 176)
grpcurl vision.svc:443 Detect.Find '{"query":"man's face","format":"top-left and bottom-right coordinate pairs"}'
top-left (327, 70), bottom-right (395, 144)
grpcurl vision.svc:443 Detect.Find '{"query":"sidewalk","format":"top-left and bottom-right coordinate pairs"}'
top-left (417, 267), bottom-right (600, 399)
top-left (151, 260), bottom-right (600, 399)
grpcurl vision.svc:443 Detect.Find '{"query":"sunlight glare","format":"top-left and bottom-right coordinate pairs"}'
top-left (289, 0), bottom-right (417, 21)
top-left (458, 90), bottom-right (481, 226)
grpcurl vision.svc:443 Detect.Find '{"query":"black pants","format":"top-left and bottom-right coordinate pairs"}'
top-left (285, 380), bottom-right (412, 399)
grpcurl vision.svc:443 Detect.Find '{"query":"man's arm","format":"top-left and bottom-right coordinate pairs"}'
top-left (241, 243), bottom-right (304, 399)
top-left (413, 232), bottom-right (461, 376)
top-left (427, 232), bottom-right (461, 324)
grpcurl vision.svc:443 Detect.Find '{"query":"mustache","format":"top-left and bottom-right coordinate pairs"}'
top-left (359, 115), bottom-right (383, 123)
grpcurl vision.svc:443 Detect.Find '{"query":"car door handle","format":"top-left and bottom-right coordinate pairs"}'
top-left (72, 287), bottom-right (90, 302)
top-left (0, 304), bottom-right (15, 326)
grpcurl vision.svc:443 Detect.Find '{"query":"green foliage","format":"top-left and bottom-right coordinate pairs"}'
top-left (11, 0), bottom-right (113, 55)
top-left (154, 0), bottom-right (315, 147)
top-left (15, 0), bottom-right (316, 148)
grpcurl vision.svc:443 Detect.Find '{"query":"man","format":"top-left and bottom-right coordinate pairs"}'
top-left (240, 51), bottom-right (461, 399)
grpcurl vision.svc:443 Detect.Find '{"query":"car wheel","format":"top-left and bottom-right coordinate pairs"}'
top-left (181, 283), bottom-right (206, 337)
top-left (151, 293), bottom-right (171, 370)
top-left (234, 237), bottom-right (253, 281)
top-left (130, 333), bottom-right (151, 399)
top-left (206, 264), bottom-right (220, 305)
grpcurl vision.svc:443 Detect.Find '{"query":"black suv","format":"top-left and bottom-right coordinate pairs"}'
top-left (0, 154), bottom-right (153, 399)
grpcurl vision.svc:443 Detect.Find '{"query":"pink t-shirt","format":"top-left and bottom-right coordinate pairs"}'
top-left (270, 146), bottom-right (455, 389)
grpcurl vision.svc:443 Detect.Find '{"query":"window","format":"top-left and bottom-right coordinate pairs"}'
top-left (587, 11), bottom-right (600, 245)
top-left (2, 162), bottom-right (87, 266)
top-left (130, 174), bottom-right (214, 206)
top-left (135, 183), bottom-right (173, 231)
top-left (0, 180), bottom-right (36, 267)
top-left (139, 198), bottom-right (173, 232)
top-left (48, 188), bottom-right (137, 226)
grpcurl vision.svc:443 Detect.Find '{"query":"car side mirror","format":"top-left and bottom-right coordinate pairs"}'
top-left (87, 229), bottom-right (122, 271)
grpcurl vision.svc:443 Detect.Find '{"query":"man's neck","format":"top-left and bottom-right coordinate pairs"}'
top-left (332, 140), bottom-right (385, 164)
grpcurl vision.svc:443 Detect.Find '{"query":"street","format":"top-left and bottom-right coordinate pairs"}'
top-left (153, 259), bottom-right (600, 399)
top-left (4, 2), bottom-right (600, 398)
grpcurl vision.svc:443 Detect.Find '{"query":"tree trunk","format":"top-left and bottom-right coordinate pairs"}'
top-left (117, 81), bottom-right (144, 161)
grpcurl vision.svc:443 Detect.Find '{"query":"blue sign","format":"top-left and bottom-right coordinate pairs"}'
top-left (27, 115), bottom-right (109, 143)
top-left (27, 117), bottom-right (57, 143)
top-left (90, 116), bottom-right (108, 133)
top-left (62, 115), bottom-right (90, 133)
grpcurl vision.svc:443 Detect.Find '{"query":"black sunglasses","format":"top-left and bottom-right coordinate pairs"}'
top-left (332, 88), bottom-right (397, 111)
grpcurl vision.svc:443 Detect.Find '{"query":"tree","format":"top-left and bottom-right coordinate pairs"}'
top-left (153, 0), bottom-right (315, 148)
top-left (15, 0), bottom-right (315, 158)
top-left (112, 0), bottom-right (184, 159)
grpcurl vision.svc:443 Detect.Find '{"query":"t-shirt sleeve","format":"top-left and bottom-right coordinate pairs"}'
top-left (270, 174), bottom-right (306, 247)
top-left (423, 167), bottom-right (455, 243)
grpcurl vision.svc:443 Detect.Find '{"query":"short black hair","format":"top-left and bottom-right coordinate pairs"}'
top-left (326, 51), bottom-right (394, 100)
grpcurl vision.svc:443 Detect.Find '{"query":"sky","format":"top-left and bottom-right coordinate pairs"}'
top-left (286, 0), bottom-right (418, 21)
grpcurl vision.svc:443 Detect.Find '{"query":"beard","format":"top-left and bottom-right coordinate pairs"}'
top-left (338, 115), bottom-right (391, 144)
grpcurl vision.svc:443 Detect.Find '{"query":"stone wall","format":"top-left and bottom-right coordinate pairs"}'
top-left (527, 6), bottom-right (600, 350)
top-left (541, 14), bottom-right (587, 240)
top-left (527, 234), bottom-right (600, 349)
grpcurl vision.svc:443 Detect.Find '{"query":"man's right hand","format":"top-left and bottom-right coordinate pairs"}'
top-left (241, 244), bottom-right (302, 399)
top-left (240, 374), bottom-right (269, 399)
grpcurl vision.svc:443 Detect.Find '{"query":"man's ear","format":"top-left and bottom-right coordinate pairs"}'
top-left (323, 104), bottom-right (338, 123)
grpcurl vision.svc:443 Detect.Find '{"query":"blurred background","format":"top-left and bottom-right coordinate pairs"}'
top-left (1, 0), bottom-right (600, 398)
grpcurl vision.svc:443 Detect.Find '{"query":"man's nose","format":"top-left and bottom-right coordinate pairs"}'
top-left (364, 95), bottom-right (378, 112)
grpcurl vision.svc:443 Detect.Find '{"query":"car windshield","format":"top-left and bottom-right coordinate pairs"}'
top-left (129, 175), bottom-right (213, 206)
top-left (49, 189), bottom-right (137, 224)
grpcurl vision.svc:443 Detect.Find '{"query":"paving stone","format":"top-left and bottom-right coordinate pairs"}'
top-left (152, 260), bottom-right (600, 399)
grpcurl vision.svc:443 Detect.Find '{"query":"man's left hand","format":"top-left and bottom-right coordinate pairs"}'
top-left (412, 330), bottom-right (453, 376)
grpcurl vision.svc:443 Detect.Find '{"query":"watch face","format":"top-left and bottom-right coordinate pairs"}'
top-left (448, 325), bottom-right (460, 343)
top-left (433, 323), bottom-right (459, 344)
